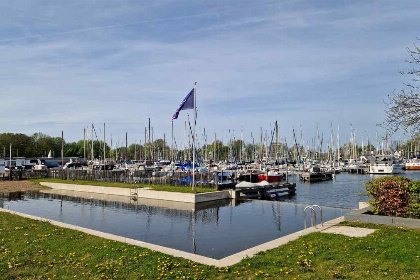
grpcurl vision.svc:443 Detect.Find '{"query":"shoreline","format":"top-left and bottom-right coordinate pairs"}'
top-left (0, 180), bottom-right (48, 194)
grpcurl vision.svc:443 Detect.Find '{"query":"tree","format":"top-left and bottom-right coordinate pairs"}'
top-left (31, 132), bottom-right (62, 157)
top-left (207, 140), bottom-right (228, 161)
top-left (128, 143), bottom-right (145, 161)
top-left (400, 134), bottom-right (420, 157)
top-left (385, 40), bottom-right (420, 135)
top-left (0, 133), bottom-right (35, 157)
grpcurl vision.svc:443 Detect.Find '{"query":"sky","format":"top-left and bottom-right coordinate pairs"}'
top-left (0, 0), bottom-right (419, 149)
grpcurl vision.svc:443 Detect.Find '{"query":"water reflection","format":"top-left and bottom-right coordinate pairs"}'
top-left (1, 192), bottom-right (347, 259)
top-left (281, 172), bottom-right (420, 208)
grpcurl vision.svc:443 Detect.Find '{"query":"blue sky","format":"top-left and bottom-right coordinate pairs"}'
top-left (0, 0), bottom-right (419, 148)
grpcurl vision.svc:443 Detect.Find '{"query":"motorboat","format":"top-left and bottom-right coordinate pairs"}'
top-left (368, 156), bottom-right (403, 174)
top-left (405, 156), bottom-right (420, 170)
top-left (257, 169), bottom-right (283, 182)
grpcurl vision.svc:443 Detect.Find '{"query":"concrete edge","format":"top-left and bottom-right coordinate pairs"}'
top-left (39, 182), bottom-right (231, 204)
top-left (0, 207), bottom-right (219, 266)
top-left (0, 207), bottom-right (345, 267)
top-left (344, 206), bottom-right (420, 229)
top-left (217, 216), bottom-right (345, 267)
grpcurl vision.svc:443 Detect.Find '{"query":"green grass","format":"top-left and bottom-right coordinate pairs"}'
top-left (1, 212), bottom-right (419, 279)
top-left (30, 178), bottom-right (214, 194)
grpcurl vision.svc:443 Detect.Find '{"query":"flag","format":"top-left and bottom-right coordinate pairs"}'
top-left (172, 88), bottom-right (194, 120)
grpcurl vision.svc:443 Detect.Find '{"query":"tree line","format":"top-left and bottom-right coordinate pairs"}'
top-left (1, 131), bottom-right (418, 161)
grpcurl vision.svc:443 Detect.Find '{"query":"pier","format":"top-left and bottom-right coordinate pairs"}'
top-left (234, 182), bottom-right (296, 199)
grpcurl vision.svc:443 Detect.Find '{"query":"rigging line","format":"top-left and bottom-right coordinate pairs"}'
top-left (0, 1), bottom-right (281, 43)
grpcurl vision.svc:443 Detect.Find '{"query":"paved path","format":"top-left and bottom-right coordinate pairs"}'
top-left (322, 226), bottom-right (376, 237)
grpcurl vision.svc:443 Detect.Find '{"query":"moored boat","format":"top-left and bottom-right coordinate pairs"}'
top-left (405, 157), bottom-right (420, 170)
top-left (257, 169), bottom-right (283, 182)
top-left (368, 155), bottom-right (403, 174)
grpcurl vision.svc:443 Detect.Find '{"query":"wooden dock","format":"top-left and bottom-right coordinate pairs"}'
top-left (234, 182), bottom-right (296, 199)
top-left (347, 165), bottom-right (369, 174)
top-left (300, 172), bottom-right (333, 182)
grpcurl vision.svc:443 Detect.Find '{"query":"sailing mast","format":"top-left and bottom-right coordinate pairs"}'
top-left (91, 124), bottom-right (94, 161)
top-left (260, 127), bottom-right (263, 162)
top-left (275, 121), bottom-right (279, 161)
top-left (171, 120), bottom-right (174, 162)
top-left (337, 125), bottom-right (340, 163)
top-left (103, 123), bottom-right (106, 165)
top-left (83, 127), bottom-right (86, 160)
top-left (192, 82), bottom-right (197, 191)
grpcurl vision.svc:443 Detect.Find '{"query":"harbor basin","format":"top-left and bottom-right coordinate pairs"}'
top-left (0, 191), bottom-right (347, 259)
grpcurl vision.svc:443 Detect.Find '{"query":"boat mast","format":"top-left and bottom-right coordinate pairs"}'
top-left (240, 127), bottom-right (243, 163)
top-left (171, 120), bottom-right (174, 162)
top-left (144, 127), bottom-right (147, 161)
top-left (275, 121), bottom-right (279, 161)
top-left (125, 132), bottom-right (128, 162)
top-left (260, 127), bottom-right (263, 162)
top-left (83, 127), bottom-right (86, 160)
top-left (337, 125), bottom-right (340, 163)
top-left (103, 123), bottom-right (106, 165)
top-left (148, 118), bottom-right (151, 160)
top-left (91, 124), bottom-right (94, 161)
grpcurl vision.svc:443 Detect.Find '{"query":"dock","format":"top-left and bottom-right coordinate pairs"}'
top-left (234, 182), bottom-right (296, 199)
top-left (300, 172), bottom-right (333, 182)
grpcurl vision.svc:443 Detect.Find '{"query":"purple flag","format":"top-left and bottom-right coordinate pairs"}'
top-left (172, 88), bottom-right (194, 120)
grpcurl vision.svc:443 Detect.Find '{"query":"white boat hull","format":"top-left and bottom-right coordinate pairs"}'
top-left (369, 164), bottom-right (402, 174)
top-left (405, 162), bottom-right (420, 170)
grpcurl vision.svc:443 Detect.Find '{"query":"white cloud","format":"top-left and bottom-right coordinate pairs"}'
top-left (0, 0), bottom-right (418, 144)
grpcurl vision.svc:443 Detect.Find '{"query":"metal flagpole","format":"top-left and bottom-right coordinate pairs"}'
top-left (171, 119), bottom-right (174, 162)
top-left (192, 82), bottom-right (197, 191)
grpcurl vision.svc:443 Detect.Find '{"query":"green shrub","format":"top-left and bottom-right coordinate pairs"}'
top-left (364, 176), bottom-right (411, 217)
top-left (407, 181), bottom-right (420, 218)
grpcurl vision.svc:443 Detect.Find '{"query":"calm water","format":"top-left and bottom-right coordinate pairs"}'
top-left (0, 192), bottom-right (347, 259)
top-left (280, 171), bottom-right (420, 209)
top-left (1, 171), bottom-right (418, 258)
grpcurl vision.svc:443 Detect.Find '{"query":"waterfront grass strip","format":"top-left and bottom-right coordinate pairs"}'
top-left (1, 212), bottom-right (419, 279)
top-left (30, 178), bottom-right (214, 194)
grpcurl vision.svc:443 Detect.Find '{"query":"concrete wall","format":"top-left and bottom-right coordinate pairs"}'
top-left (40, 182), bottom-right (232, 204)
top-left (41, 182), bottom-right (132, 196)
top-left (194, 191), bottom-right (231, 203)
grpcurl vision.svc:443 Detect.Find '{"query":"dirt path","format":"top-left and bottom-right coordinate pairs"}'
top-left (0, 181), bottom-right (46, 193)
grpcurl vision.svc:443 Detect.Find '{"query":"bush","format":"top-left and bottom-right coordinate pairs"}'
top-left (407, 181), bottom-right (420, 218)
top-left (364, 176), bottom-right (411, 217)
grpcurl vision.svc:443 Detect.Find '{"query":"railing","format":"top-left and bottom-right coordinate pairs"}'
top-left (304, 205), bottom-right (323, 229)
top-left (47, 169), bottom-right (218, 189)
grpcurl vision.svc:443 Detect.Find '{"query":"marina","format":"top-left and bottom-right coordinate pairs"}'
top-left (0, 170), bottom-right (418, 261)
top-left (0, 0), bottom-right (419, 278)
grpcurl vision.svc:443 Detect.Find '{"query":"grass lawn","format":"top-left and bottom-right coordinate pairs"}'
top-left (0, 212), bottom-right (419, 279)
top-left (30, 178), bottom-right (214, 194)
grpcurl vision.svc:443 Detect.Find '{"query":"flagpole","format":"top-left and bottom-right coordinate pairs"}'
top-left (171, 119), bottom-right (174, 163)
top-left (192, 81), bottom-right (197, 191)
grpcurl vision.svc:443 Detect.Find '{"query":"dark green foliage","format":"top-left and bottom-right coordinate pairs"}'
top-left (407, 181), bottom-right (420, 218)
top-left (365, 176), bottom-right (420, 218)
top-left (65, 140), bottom-right (110, 159)
top-left (0, 132), bottom-right (62, 158)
